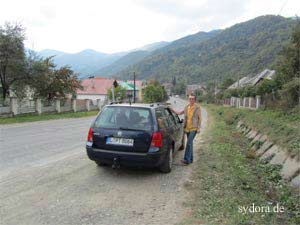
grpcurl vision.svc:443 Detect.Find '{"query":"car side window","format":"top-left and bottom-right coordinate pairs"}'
top-left (164, 108), bottom-right (176, 127)
top-left (170, 111), bottom-right (181, 124)
top-left (155, 109), bottom-right (168, 130)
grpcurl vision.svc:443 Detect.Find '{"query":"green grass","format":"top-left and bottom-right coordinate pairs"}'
top-left (0, 110), bottom-right (99, 124)
top-left (215, 106), bottom-right (300, 157)
top-left (179, 105), bottom-right (300, 225)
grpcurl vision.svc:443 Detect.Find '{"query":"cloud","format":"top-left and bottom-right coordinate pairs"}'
top-left (134, 0), bottom-right (247, 23)
top-left (0, 0), bottom-right (300, 53)
top-left (40, 4), bottom-right (57, 20)
top-left (134, 0), bottom-right (249, 39)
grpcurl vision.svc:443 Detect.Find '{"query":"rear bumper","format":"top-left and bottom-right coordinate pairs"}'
top-left (86, 146), bottom-right (167, 168)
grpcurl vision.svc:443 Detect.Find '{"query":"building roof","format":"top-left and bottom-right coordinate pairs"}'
top-left (228, 69), bottom-right (276, 89)
top-left (77, 78), bottom-right (143, 95)
top-left (228, 76), bottom-right (252, 89)
top-left (120, 82), bottom-right (139, 91)
top-left (126, 80), bottom-right (143, 88)
top-left (77, 78), bottom-right (115, 95)
top-left (248, 69), bottom-right (276, 86)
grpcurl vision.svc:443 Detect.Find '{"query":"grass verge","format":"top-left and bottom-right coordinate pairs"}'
top-left (0, 111), bottom-right (99, 124)
top-left (179, 105), bottom-right (300, 225)
top-left (216, 106), bottom-right (300, 157)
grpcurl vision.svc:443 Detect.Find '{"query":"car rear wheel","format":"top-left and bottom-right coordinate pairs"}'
top-left (159, 148), bottom-right (173, 173)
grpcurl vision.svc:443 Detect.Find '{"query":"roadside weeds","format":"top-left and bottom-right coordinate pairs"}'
top-left (178, 105), bottom-right (300, 225)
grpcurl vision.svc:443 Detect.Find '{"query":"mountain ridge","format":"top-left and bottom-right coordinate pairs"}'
top-left (114, 15), bottom-right (295, 83)
top-left (34, 41), bottom-right (169, 77)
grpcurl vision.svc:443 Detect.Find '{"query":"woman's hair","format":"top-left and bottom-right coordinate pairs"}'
top-left (189, 93), bottom-right (196, 100)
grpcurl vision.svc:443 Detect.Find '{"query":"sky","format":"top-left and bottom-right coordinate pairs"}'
top-left (0, 0), bottom-right (299, 54)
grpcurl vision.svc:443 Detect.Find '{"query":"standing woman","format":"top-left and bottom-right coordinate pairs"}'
top-left (169, 93), bottom-right (201, 165)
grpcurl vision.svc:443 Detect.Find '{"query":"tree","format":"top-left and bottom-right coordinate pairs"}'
top-left (143, 80), bottom-right (168, 103)
top-left (28, 57), bottom-right (82, 102)
top-left (173, 80), bottom-right (186, 95)
top-left (108, 85), bottom-right (126, 101)
top-left (279, 77), bottom-right (300, 108)
top-left (172, 76), bottom-right (176, 87)
top-left (276, 19), bottom-right (300, 84)
top-left (275, 19), bottom-right (300, 108)
top-left (255, 79), bottom-right (276, 96)
top-left (220, 78), bottom-right (235, 91)
top-left (0, 23), bottom-right (26, 103)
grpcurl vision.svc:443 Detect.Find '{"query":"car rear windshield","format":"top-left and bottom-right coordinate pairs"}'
top-left (94, 106), bottom-right (153, 131)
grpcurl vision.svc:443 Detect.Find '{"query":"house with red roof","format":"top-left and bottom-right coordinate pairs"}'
top-left (76, 77), bottom-right (115, 103)
top-left (76, 77), bottom-right (144, 103)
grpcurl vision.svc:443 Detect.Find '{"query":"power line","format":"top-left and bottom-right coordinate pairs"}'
top-left (278, 0), bottom-right (289, 15)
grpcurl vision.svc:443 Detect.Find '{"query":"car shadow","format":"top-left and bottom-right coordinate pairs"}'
top-left (94, 160), bottom-right (184, 178)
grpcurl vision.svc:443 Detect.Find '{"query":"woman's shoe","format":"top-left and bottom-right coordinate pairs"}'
top-left (181, 159), bottom-right (189, 165)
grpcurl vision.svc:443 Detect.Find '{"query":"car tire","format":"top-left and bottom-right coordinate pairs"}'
top-left (159, 148), bottom-right (173, 173)
top-left (95, 160), bottom-right (108, 167)
top-left (179, 134), bottom-right (185, 151)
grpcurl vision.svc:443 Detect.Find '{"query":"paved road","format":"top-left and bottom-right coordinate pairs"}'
top-left (0, 97), bottom-right (207, 225)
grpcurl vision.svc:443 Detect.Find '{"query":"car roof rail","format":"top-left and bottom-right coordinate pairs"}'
top-left (149, 102), bottom-right (170, 107)
top-left (110, 101), bottom-right (119, 105)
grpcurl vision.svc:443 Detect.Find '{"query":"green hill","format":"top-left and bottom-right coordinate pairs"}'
top-left (115, 15), bottom-right (296, 83)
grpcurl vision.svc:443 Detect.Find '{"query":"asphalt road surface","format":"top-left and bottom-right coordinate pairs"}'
top-left (0, 97), bottom-right (207, 225)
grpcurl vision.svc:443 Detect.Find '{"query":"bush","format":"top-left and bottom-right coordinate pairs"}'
top-left (279, 77), bottom-right (300, 109)
top-left (143, 81), bottom-right (168, 103)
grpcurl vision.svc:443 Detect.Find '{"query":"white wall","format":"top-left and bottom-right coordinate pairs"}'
top-left (77, 94), bottom-right (106, 104)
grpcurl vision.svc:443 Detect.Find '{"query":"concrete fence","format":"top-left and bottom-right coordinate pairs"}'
top-left (223, 96), bottom-right (261, 110)
top-left (0, 98), bottom-right (105, 117)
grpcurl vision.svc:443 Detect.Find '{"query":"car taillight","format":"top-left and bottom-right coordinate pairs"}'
top-left (87, 128), bottom-right (93, 142)
top-left (151, 132), bottom-right (162, 147)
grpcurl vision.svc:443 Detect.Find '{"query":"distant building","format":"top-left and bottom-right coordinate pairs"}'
top-left (228, 69), bottom-right (276, 89)
top-left (162, 83), bottom-right (173, 96)
top-left (76, 77), bottom-right (115, 103)
top-left (76, 77), bottom-right (144, 103)
top-left (186, 84), bottom-right (207, 96)
top-left (126, 80), bottom-right (144, 101)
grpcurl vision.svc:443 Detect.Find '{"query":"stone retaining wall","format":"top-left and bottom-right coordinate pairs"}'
top-left (237, 121), bottom-right (300, 189)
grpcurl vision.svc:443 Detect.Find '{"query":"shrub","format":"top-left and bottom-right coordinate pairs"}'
top-left (279, 77), bottom-right (300, 109)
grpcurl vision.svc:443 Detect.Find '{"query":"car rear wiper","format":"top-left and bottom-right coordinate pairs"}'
top-left (119, 127), bottom-right (146, 132)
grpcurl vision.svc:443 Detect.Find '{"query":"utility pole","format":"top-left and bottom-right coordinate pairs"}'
top-left (133, 72), bottom-right (136, 103)
top-left (112, 84), bottom-right (115, 102)
top-left (112, 79), bottom-right (116, 102)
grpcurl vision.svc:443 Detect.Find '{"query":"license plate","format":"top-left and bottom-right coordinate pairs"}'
top-left (106, 137), bottom-right (134, 146)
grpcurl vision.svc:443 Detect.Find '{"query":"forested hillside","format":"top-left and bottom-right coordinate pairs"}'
top-left (115, 15), bottom-right (295, 83)
top-left (94, 42), bottom-right (170, 77)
